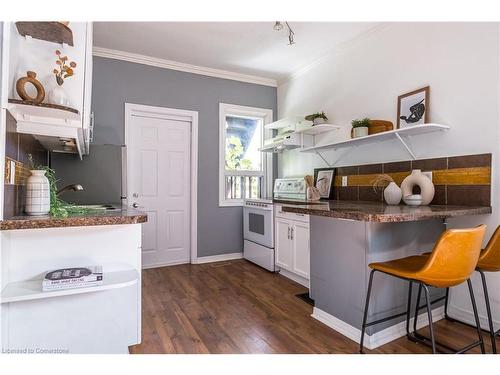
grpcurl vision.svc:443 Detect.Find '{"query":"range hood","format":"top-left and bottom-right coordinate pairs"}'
top-left (7, 101), bottom-right (86, 159)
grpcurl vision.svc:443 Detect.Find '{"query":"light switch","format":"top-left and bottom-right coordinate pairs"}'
top-left (342, 176), bottom-right (348, 187)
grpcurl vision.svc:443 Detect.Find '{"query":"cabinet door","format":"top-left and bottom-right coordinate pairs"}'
top-left (275, 217), bottom-right (292, 271)
top-left (292, 221), bottom-right (310, 279)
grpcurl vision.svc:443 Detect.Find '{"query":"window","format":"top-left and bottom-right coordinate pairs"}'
top-left (219, 103), bottom-right (273, 207)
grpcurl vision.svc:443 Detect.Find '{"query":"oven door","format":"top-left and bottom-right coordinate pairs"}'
top-left (243, 206), bottom-right (274, 248)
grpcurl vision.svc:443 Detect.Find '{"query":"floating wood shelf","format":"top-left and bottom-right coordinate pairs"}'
top-left (8, 99), bottom-right (79, 115)
top-left (0, 269), bottom-right (139, 304)
top-left (15, 22), bottom-right (74, 46)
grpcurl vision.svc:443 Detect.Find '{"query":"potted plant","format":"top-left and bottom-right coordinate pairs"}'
top-left (351, 117), bottom-right (370, 138)
top-left (305, 111), bottom-right (328, 125)
top-left (48, 50), bottom-right (77, 107)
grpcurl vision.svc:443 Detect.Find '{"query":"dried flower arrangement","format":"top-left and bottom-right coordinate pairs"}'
top-left (371, 173), bottom-right (395, 193)
top-left (52, 50), bottom-right (77, 86)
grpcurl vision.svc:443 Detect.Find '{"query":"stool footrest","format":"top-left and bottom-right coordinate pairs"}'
top-left (410, 331), bottom-right (483, 354)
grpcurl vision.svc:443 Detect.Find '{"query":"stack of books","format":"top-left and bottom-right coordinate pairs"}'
top-left (42, 266), bottom-right (103, 291)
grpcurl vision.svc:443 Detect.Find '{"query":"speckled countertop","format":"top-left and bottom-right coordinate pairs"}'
top-left (0, 207), bottom-right (147, 230)
top-left (281, 200), bottom-right (492, 223)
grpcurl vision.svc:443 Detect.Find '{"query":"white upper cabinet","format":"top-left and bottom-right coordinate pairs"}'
top-left (3, 22), bottom-right (93, 158)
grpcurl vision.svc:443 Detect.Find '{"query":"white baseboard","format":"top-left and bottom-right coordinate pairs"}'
top-left (142, 259), bottom-right (190, 269)
top-left (312, 305), bottom-right (445, 350)
top-left (277, 268), bottom-right (309, 288)
top-left (448, 303), bottom-right (500, 331)
top-left (193, 252), bottom-right (243, 264)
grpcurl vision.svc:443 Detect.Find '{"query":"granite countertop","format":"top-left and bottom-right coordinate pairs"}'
top-left (281, 200), bottom-right (492, 223)
top-left (0, 207), bottom-right (147, 231)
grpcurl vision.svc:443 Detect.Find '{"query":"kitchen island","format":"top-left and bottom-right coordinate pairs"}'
top-left (281, 201), bottom-right (492, 350)
top-left (0, 207), bottom-right (147, 354)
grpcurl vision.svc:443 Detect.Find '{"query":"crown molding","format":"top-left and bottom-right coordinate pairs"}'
top-left (93, 47), bottom-right (278, 87)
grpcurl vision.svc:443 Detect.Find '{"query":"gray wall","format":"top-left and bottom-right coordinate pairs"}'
top-left (91, 57), bottom-right (277, 257)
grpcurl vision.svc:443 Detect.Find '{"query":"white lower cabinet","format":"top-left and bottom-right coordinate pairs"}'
top-left (275, 208), bottom-right (310, 286)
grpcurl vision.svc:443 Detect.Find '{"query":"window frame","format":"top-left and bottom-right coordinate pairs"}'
top-left (219, 103), bottom-right (273, 207)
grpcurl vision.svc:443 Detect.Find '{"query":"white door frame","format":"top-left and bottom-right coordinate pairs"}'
top-left (124, 103), bottom-right (199, 264)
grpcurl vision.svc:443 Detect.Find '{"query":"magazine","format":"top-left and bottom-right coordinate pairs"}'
top-left (42, 266), bottom-right (103, 291)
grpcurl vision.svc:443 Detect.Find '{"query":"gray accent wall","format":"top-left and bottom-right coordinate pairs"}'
top-left (91, 57), bottom-right (277, 257)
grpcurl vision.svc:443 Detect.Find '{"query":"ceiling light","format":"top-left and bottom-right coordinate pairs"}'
top-left (273, 21), bottom-right (283, 31)
top-left (286, 22), bottom-right (295, 45)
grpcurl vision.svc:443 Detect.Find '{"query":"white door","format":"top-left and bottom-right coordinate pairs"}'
top-left (275, 217), bottom-right (292, 271)
top-left (292, 222), bottom-right (310, 279)
top-left (127, 110), bottom-right (191, 268)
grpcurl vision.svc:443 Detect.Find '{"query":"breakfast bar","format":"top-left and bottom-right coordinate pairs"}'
top-left (281, 201), bottom-right (492, 349)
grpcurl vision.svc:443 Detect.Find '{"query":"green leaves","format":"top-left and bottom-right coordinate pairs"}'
top-left (351, 117), bottom-right (371, 128)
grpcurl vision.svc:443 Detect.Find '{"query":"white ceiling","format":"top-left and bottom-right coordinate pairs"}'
top-left (93, 22), bottom-right (380, 83)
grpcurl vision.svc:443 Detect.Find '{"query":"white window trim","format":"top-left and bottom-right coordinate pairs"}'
top-left (219, 103), bottom-right (273, 207)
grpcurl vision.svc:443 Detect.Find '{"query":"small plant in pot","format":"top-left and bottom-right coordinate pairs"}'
top-left (49, 50), bottom-right (77, 107)
top-left (305, 111), bottom-right (328, 125)
top-left (351, 117), bottom-right (370, 138)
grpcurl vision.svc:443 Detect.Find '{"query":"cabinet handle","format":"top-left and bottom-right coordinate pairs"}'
top-left (287, 226), bottom-right (290, 239)
top-left (291, 227), bottom-right (294, 240)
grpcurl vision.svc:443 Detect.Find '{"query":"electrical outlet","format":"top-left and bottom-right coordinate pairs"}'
top-left (422, 171), bottom-right (432, 182)
top-left (342, 176), bottom-right (348, 187)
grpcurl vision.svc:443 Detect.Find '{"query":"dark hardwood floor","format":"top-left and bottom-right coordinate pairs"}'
top-left (130, 259), bottom-right (499, 354)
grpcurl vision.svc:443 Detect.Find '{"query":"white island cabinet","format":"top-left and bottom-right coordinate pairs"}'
top-left (0, 211), bottom-right (145, 354)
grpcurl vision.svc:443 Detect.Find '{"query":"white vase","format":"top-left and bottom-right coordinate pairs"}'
top-left (401, 169), bottom-right (435, 205)
top-left (352, 127), bottom-right (369, 138)
top-left (383, 182), bottom-right (402, 205)
top-left (25, 170), bottom-right (50, 216)
top-left (48, 85), bottom-right (69, 107)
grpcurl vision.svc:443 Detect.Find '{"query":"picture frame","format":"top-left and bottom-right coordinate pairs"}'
top-left (397, 86), bottom-right (430, 128)
top-left (313, 168), bottom-right (335, 199)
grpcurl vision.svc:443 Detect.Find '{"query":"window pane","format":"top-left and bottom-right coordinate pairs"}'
top-left (225, 116), bottom-right (262, 171)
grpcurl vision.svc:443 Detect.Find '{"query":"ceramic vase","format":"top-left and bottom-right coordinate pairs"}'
top-left (383, 182), bottom-right (402, 205)
top-left (25, 170), bottom-right (50, 216)
top-left (48, 85), bottom-right (69, 107)
top-left (352, 127), bottom-right (368, 138)
top-left (401, 169), bottom-right (435, 205)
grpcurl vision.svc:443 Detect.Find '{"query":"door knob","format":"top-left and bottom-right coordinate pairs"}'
top-left (132, 203), bottom-right (139, 208)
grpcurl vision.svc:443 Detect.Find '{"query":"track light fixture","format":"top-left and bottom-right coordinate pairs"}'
top-left (273, 21), bottom-right (295, 46)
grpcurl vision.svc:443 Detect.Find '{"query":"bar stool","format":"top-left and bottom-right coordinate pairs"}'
top-left (359, 225), bottom-right (486, 354)
top-left (441, 225), bottom-right (500, 353)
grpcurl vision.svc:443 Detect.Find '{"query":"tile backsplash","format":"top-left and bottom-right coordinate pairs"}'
top-left (4, 112), bottom-right (48, 218)
top-left (334, 153), bottom-right (491, 206)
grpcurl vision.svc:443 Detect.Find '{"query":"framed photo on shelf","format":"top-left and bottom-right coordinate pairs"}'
top-left (313, 168), bottom-right (335, 199)
top-left (397, 86), bottom-right (430, 128)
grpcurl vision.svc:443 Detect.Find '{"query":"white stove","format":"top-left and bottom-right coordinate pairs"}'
top-left (243, 178), bottom-right (305, 271)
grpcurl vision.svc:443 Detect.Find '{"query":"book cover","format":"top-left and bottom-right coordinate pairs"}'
top-left (42, 266), bottom-right (103, 291)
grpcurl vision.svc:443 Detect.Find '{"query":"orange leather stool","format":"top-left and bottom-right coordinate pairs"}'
top-left (360, 225), bottom-right (486, 354)
top-left (437, 225), bottom-right (500, 353)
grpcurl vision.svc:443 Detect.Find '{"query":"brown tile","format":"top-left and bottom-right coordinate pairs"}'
top-left (338, 186), bottom-right (358, 201)
top-left (358, 163), bottom-right (382, 174)
top-left (446, 185), bottom-right (491, 206)
top-left (447, 153), bottom-right (491, 169)
top-left (412, 157), bottom-right (447, 171)
top-left (358, 186), bottom-right (383, 202)
top-left (430, 185), bottom-right (446, 205)
top-left (383, 160), bottom-right (411, 173)
top-left (337, 166), bottom-right (358, 176)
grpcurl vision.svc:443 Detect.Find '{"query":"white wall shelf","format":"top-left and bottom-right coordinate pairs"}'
top-left (0, 269), bottom-right (139, 304)
top-left (294, 123), bottom-right (342, 135)
top-left (300, 123), bottom-right (450, 166)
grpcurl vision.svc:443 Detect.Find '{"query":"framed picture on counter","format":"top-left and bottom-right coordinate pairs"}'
top-left (313, 168), bottom-right (335, 199)
top-left (397, 86), bottom-right (430, 128)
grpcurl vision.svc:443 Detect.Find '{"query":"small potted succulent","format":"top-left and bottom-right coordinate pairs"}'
top-left (48, 50), bottom-right (77, 107)
top-left (305, 111), bottom-right (328, 125)
top-left (351, 117), bottom-right (370, 138)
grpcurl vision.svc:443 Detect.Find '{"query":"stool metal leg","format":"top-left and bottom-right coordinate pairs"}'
top-left (478, 270), bottom-right (497, 354)
top-left (467, 278), bottom-right (485, 354)
top-left (360, 269), bottom-right (376, 354)
top-left (423, 284), bottom-right (437, 354)
top-left (406, 281), bottom-right (413, 337)
top-left (413, 284), bottom-right (423, 334)
top-left (444, 287), bottom-right (450, 319)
